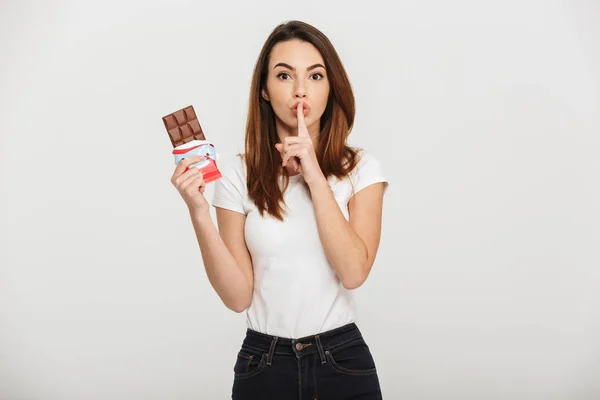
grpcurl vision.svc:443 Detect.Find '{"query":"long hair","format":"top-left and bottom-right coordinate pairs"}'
top-left (245, 20), bottom-right (360, 221)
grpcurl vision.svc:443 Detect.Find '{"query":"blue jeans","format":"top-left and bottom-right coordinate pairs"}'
top-left (231, 322), bottom-right (383, 399)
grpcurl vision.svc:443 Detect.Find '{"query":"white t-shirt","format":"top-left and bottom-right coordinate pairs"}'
top-left (211, 149), bottom-right (388, 339)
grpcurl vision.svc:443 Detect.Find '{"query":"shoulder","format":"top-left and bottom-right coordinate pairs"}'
top-left (218, 153), bottom-right (246, 181)
top-left (348, 147), bottom-right (388, 194)
top-left (213, 153), bottom-right (247, 195)
top-left (212, 153), bottom-right (248, 213)
top-left (220, 152), bottom-right (245, 171)
top-left (350, 147), bottom-right (384, 175)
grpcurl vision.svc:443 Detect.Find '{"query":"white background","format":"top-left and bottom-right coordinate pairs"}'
top-left (1, 0), bottom-right (599, 399)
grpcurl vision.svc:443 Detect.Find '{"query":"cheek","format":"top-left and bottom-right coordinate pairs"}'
top-left (316, 84), bottom-right (330, 107)
top-left (269, 88), bottom-right (289, 109)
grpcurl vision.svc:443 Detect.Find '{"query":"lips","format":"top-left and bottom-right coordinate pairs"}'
top-left (292, 101), bottom-right (310, 111)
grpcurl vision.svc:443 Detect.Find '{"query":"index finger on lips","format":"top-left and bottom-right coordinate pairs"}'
top-left (297, 103), bottom-right (309, 137)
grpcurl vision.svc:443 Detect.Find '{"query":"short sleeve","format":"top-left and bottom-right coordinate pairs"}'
top-left (211, 155), bottom-right (247, 215)
top-left (351, 150), bottom-right (389, 196)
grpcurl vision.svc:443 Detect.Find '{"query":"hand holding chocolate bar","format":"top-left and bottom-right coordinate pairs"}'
top-left (172, 140), bottom-right (221, 183)
top-left (163, 105), bottom-right (222, 212)
top-left (170, 155), bottom-right (210, 212)
top-left (162, 105), bottom-right (222, 183)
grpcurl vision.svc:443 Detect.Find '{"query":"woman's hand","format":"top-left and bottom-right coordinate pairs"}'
top-left (275, 102), bottom-right (327, 186)
top-left (171, 155), bottom-right (209, 213)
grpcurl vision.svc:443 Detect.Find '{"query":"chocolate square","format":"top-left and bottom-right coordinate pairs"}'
top-left (162, 105), bottom-right (206, 147)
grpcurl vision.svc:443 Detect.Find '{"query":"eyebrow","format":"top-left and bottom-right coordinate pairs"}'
top-left (273, 62), bottom-right (326, 71)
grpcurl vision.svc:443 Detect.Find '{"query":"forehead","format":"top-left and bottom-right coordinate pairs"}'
top-left (269, 40), bottom-right (325, 68)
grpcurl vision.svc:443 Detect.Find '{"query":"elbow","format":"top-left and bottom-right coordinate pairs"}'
top-left (223, 279), bottom-right (253, 313)
top-left (226, 292), bottom-right (252, 313)
top-left (229, 304), bottom-right (248, 313)
top-left (341, 269), bottom-right (369, 290)
top-left (342, 277), bottom-right (366, 290)
top-left (227, 299), bottom-right (250, 313)
top-left (341, 256), bottom-right (370, 290)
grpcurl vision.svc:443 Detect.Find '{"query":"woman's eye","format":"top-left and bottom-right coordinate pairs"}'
top-left (276, 72), bottom-right (325, 81)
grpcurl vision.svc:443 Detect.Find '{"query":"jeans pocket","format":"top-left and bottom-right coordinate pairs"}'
top-left (325, 337), bottom-right (378, 376)
top-left (233, 346), bottom-right (268, 380)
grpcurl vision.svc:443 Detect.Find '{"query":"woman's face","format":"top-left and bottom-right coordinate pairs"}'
top-left (262, 39), bottom-right (330, 139)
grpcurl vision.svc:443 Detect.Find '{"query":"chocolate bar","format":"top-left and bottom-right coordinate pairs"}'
top-left (162, 105), bottom-right (223, 183)
top-left (162, 105), bottom-right (206, 147)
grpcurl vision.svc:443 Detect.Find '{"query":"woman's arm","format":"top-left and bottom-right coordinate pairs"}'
top-left (189, 208), bottom-right (253, 312)
top-left (308, 179), bottom-right (386, 289)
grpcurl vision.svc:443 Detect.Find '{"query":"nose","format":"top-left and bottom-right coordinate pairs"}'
top-left (294, 81), bottom-right (306, 98)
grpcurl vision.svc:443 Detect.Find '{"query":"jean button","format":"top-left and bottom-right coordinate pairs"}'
top-left (295, 343), bottom-right (303, 350)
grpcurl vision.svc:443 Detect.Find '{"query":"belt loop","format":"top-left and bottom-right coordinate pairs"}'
top-left (266, 336), bottom-right (278, 366)
top-left (315, 335), bottom-right (327, 364)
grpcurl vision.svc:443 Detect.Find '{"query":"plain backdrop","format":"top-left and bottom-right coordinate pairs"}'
top-left (1, 0), bottom-right (599, 399)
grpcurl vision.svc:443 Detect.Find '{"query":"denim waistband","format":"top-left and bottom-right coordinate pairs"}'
top-left (239, 322), bottom-right (364, 364)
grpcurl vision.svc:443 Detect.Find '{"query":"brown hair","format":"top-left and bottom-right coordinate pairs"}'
top-left (244, 20), bottom-right (360, 220)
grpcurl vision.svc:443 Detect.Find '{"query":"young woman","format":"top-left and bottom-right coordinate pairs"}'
top-left (171, 20), bottom-right (388, 399)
